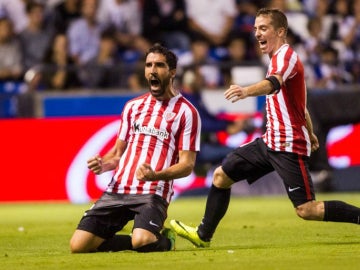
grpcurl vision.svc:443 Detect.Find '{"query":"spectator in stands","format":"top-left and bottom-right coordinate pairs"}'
top-left (327, 0), bottom-right (355, 64)
top-left (18, 2), bottom-right (54, 72)
top-left (142, 0), bottom-right (190, 51)
top-left (67, 0), bottom-right (108, 87)
top-left (311, 45), bottom-right (353, 90)
top-left (50, 0), bottom-right (81, 34)
top-left (304, 16), bottom-right (325, 67)
top-left (0, 0), bottom-right (28, 34)
top-left (41, 33), bottom-right (80, 90)
top-left (232, 0), bottom-right (260, 53)
top-left (348, 0), bottom-right (360, 84)
top-left (79, 28), bottom-right (121, 89)
top-left (220, 34), bottom-right (260, 87)
top-left (126, 54), bottom-right (148, 93)
top-left (233, 0), bottom-right (259, 34)
top-left (177, 36), bottom-right (222, 89)
top-left (184, 0), bottom-right (237, 47)
top-left (311, 0), bottom-right (334, 41)
top-left (97, 0), bottom-right (150, 57)
top-left (341, 0), bottom-right (360, 83)
top-left (67, 0), bottom-right (103, 66)
top-left (0, 17), bottom-right (23, 81)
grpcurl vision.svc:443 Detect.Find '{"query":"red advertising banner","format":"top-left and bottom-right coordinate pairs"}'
top-left (0, 116), bottom-right (117, 202)
top-left (0, 117), bottom-right (359, 202)
top-left (0, 116), bottom-right (206, 203)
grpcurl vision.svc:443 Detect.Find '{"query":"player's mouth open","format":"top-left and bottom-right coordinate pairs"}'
top-left (259, 40), bottom-right (267, 46)
top-left (150, 77), bottom-right (160, 89)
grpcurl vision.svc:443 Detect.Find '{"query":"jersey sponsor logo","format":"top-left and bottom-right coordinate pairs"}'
top-left (133, 121), bottom-right (169, 139)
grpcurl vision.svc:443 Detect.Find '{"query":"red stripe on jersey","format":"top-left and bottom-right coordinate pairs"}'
top-left (178, 113), bottom-right (186, 150)
top-left (136, 96), bottom-right (158, 194)
top-left (179, 97), bottom-right (200, 151)
top-left (298, 155), bottom-right (312, 200)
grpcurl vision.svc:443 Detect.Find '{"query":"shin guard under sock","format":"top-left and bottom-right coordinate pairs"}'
top-left (198, 184), bottom-right (231, 241)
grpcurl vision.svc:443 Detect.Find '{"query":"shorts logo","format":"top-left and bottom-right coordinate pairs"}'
top-left (288, 186), bottom-right (301, 192)
top-left (149, 220), bottom-right (160, 227)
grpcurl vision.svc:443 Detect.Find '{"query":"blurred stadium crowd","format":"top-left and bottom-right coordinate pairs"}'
top-left (0, 0), bottom-right (359, 96)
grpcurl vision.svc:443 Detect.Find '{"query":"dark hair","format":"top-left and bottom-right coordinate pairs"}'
top-left (145, 44), bottom-right (178, 70)
top-left (256, 8), bottom-right (288, 35)
top-left (25, 2), bottom-right (45, 13)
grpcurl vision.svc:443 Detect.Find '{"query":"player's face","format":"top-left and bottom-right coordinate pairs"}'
top-left (145, 52), bottom-right (174, 100)
top-left (254, 15), bottom-right (284, 57)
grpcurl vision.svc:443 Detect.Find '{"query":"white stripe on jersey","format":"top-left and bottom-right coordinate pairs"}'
top-left (275, 90), bottom-right (293, 152)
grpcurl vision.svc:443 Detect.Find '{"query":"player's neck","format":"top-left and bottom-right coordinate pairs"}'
top-left (269, 42), bottom-right (287, 58)
top-left (153, 87), bottom-right (179, 101)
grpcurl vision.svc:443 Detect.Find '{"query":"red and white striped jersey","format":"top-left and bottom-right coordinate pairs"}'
top-left (106, 92), bottom-right (201, 203)
top-left (262, 44), bottom-right (311, 157)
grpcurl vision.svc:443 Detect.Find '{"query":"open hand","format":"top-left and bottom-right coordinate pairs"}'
top-left (224, 85), bottom-right (248, 103)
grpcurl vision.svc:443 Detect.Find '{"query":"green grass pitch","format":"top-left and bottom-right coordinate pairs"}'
top-left (1, 193), bottom-right (359, 270)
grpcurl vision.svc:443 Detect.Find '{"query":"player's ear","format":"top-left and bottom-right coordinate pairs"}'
top-left (170, 69), bottom-right (176, 78)
top-left (278, 27), bottom-right (286, 38)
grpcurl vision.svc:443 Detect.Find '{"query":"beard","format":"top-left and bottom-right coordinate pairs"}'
top-left (148, 75), bottom-right (171, 99)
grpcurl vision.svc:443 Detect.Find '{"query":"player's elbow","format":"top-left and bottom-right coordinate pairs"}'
top-left (182, 162), bottom-right (195, 177)
top-left (179, 159), bottom-right (196, 178)
top-left (177, 152), bottom-right (197, 178)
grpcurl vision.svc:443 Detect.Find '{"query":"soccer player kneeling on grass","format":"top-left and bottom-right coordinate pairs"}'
top-left (69, 44), bottom-right (201, 253)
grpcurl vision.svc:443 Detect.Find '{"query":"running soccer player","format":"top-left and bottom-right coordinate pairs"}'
top-left (70, 44), bottom-right (201, 253)
top-left (170, 8), bottom-right (360, 248)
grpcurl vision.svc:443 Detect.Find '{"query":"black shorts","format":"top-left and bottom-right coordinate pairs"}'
top-left (76, 193), bottom-right (169, 239)
top-left (222, 138), bottom-right (315, 207)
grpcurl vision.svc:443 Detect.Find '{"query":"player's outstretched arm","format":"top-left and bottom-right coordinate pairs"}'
top-left (224, 74), bottom-right (283, 103)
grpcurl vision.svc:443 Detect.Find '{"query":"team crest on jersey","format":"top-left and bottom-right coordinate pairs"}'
top-left (164, 111), bottom-right (176, 122)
